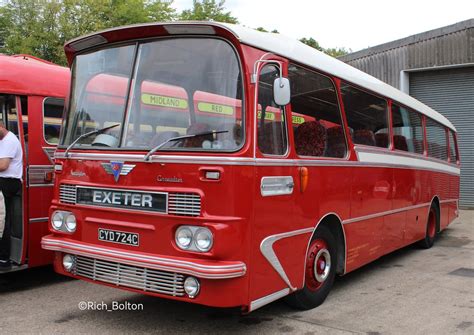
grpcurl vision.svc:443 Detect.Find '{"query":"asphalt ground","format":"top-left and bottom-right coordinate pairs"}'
top-left (0, 210), bottom-right (472, 334)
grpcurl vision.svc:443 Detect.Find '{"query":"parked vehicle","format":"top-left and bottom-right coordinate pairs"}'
top-left (42, 23), bottom-right (459, 312)
top-left (0, 54), bottom-right (69, 273)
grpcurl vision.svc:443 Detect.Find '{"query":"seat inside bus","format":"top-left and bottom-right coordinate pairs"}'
top-left (353, 129), bottom-right (376, 146)
top-left (295, 121), bottom-right (327, 156)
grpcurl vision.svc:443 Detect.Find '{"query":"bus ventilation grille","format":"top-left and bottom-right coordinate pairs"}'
top-left (74, 255), bottom-right (185, 297)
top-left (59, 184), bottom-right (201, 216)
top-left (59, 184), bottom-right (77, 204)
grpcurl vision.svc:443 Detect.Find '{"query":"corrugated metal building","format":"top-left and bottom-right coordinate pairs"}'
top-left (340, 19), bottom-right (474, 208)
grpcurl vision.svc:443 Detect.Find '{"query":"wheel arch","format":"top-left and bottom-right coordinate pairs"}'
top-left (306, 213), bottom-right (346, 276)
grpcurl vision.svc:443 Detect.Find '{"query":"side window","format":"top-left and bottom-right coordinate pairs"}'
top-left (257, 65), bottom-right (287, 155)
top-left (0, 94), bottom-right (19, 136)
top-left (448, 130), bottom-right (458, 163)
top-left (426, 118), bottom-right (448, 161)
top-left (288, 64), bottom-right (347, 158)
top-left (20, 96), bottom-right (28, 142)
top-left (391, 104), bottom-right (424, 154)
top-left (340, 83), bottom-right (388, 148)
top-left (43, 97), bottom-right (64, 144)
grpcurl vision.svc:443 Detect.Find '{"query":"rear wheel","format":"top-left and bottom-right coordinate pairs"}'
top-left (285, 225), bottom-right (337, 310)
top-left (418, 205), bottom-right (438, 249)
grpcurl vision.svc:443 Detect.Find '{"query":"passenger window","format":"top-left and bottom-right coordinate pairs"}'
top-left (0, 94), bottom-right (19, 136)
top-left (43, 97), bottom-right (64, 144)
top-left (448, 130), bottom-right (458, 163)
top-left (288, 64), bottom-right (346, 158)
top-left (340, 83), bottom-right (388, 148)
top-left (426, 118), bottom-right (448, 161)
top-left (391, 104), bottom-right (424, 154)
top-left (257, 65), bottom-right (287, 156)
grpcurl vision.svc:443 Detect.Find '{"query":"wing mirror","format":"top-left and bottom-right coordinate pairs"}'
top-left (273, 77), bottom-right (290, 106)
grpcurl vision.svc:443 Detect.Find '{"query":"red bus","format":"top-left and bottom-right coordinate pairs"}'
top-left (0, 54), bottom-right (70, 273)
top-left (42, 23), bottom-right (460, 312)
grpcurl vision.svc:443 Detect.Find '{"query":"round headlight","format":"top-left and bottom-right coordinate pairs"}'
top-left (62, 254), bottom-right (75, 272)
top-left (195, 228), bottom-right (213, 252)
top-left (184, 276), bottom-right (200, 298)
top-left (175, 227), bottom-right (193, 249)
top-left (52, 211), bottom-right (64, 230)
top-left (65, 214), bottom-right (77, 232)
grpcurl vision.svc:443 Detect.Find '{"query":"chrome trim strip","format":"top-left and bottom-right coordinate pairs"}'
top-left (29, 217), bottom-right (49, 223)
top-left (342, 202), bottom-right (431, 225)
top-left (42, 147), bottom-right (56, 164)
top-left (260, 176), bottom-right (294, 196)
top-left (439, 198), bottom-right (458, 204)
top-left (41, 237), bottom-right (246, 279)
top-left (260, 227), bottom-right (314, 290)
top-left (249, 288), bottom-right (290, 312)
top-left (54, 151), bottom-right (460, 176)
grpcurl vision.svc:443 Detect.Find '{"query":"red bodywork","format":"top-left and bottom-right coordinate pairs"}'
top-left (0, 54), bottom-right (70, 269)
top-left (42, 23), bottom-right (460, 311)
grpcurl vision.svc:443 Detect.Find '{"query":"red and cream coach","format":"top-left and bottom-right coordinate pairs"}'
top-left (0, 54), bottom-right (69, 273)
top-left (42, 22), bottom-right (460, 311)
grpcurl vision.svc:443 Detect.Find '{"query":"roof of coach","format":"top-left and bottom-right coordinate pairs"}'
top-left (64, 22), bottom-right (455, 130)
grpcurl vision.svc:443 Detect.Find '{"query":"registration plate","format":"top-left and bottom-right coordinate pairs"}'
top-left (98, 228), bottom-right (139, 246)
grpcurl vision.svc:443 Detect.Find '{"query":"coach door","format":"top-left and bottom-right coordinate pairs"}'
top-left (0, 94), bottom-right (27, 265)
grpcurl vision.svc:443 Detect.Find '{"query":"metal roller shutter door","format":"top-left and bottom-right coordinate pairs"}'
top-left (410, 67), bottom-right (474, 208)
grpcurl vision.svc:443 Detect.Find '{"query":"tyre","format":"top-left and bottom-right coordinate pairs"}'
top-left (418, 205), bottom-right (438, 249)
top-left (285, 225), bottom-right (337, 310)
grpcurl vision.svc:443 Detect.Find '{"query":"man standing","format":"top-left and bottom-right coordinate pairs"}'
top-left (0, 122), bottom-right (23, 269)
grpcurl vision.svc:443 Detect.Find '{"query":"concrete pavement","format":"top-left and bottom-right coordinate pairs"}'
top-left (0, 210), bottom-right (472, 334)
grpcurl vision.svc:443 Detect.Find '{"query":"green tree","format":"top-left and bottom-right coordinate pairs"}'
top-left (300, 37), bottom-right (323, 52)
top-left (300, 37), bottom-right (350, 57)
top-left (180, 0), bottom-right (237, 23)
top-left (0, 0), bottom-right (177, 65)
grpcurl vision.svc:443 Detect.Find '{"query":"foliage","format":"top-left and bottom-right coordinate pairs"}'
top-left (0, 0), bottom-right (350, 65)
top-left (179, 0), bottom-right (237, 23)
top-left (300, 37), bottom-right (350, 57)
top-left (0, 0), bottom-right (177, 65)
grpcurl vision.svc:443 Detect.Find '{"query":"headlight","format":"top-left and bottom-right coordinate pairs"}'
top-left (184, 277), bottom-right (200, 298)
top-left (62, 254), bottom-right (76, 272)
top-left (51, 211), bottom-right (64, 230)
top-left (175, 227), bottom-right (193, 249)
top-left (194, 228), bottom-right (213, 252)
top-left (65, 214), bottom-right (77, 232)
top-left (175, 226), bottom-right (214, 252)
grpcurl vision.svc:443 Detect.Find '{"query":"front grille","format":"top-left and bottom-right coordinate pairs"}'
top-left (74, 255), bottom-right (185, 297)
top-left (59, 184), bottom-right (201, 216)
top-left (168, 193), bottom-right (201, 216)
top-left (59, 184), bottom-right (77, 204)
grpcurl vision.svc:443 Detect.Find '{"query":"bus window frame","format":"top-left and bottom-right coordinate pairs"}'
top-left (60, 36), bottom-right (247, 154)
top-left (425, 117), bottom-right (449, 163)
top-left (42, 96), bottom-right (65, 146)
top-left (390, 101), bottom-right (425, 157)
top-left (339, 80), bottom-right (391, 151)
top-left (448, 130), bottom-right (460, 165)
top-left (256, 61), bottom-right (289, 158)
top-left (287, 62), bottom-right (350, 161)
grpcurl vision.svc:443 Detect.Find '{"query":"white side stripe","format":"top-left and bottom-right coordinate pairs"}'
top-left (357, 151), bottom-right (460, 175)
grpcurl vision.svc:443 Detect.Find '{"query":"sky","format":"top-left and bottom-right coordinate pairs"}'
top-left (172, 0), bottom-right (474, 52)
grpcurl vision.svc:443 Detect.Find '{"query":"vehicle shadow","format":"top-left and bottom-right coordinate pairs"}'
top-left (0, 265), bottom-right (73, 294)
top-left (53, 231), bottom-right (458, 333)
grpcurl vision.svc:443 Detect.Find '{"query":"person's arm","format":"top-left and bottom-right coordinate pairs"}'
top-left (0, 157), bottom-right (11, 171)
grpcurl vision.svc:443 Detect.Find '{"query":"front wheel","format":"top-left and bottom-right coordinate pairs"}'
top-left (285, 225), bottom-right (337, 310)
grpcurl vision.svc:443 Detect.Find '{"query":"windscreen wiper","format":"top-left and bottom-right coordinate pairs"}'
top-left (64, 123), bottom-right (120, 158)
top-left (144, 130), bottom-right (228, 162)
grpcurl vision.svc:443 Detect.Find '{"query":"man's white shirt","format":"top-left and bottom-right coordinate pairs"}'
top-left (0, 132), bottom-right (23, 180)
